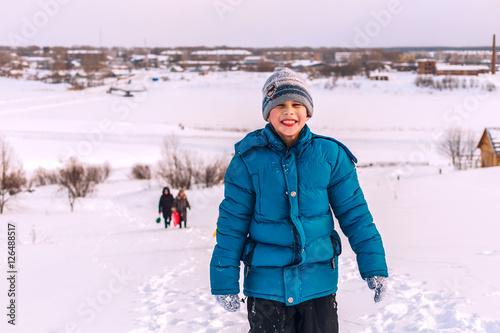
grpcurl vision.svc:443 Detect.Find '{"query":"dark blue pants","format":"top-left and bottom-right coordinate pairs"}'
top-left (163, 214), bottom-right (171, 228)
top-left (247, 293), bottom-right (338, 333)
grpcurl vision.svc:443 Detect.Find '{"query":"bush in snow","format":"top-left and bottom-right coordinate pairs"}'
top-left (0, 137), bottom-right (27, 214)
top-left (30, 167), bottom-right (59, 187)
top-left (130, 164), bottom-right (152, 180)
top-left (415, 75), bottom-right (496, 92)
top-left (193, 155), bottom-right (230, 188)
top-left (57, 157), bottom-right (109, 212)
top-left (86, 162), bottom-right (110, 183)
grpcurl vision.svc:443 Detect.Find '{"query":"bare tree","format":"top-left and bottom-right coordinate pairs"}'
top-left (255, 62), bottom-right (275, 72)
top-left (0, 52), bottom-right (12, 70)
top-left (156, 134), bottom-right (231, 189)
top-left (193, 155), bottom-right (230, 188)
top-left (462, 130), bottom-right (479, 169)
top-left (80, 52), bottom-right (107, 87)
top-left (58, 158), bottom-right (109, 212)
top-left (156, 135), bottom-right (195, 189)
top-left (439, 128), bottom-right (463, 169)
top-left (30, 167), bottom-right (59, 187)
top-left (439, 128), bottom-right (478, 170)
top-left (0, 137), bottom-right (27, 214)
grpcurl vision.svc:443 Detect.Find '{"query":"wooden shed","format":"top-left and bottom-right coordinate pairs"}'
top-left (477, 128), bottom-right (500, 167)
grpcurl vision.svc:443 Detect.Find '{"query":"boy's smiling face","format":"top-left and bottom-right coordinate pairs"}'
top-left (267, 100), bottom-right (310, 147)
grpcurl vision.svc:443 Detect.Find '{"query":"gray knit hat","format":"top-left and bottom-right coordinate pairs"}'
top-left (262, 68), bottom-right (314, 121)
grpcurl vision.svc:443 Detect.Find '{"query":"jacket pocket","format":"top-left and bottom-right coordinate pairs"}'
top-left (330, 231), bottom-right (342, 270)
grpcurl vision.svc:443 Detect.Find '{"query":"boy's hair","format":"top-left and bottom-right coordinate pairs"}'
top-left (261, 68), bottom-right (314, 121)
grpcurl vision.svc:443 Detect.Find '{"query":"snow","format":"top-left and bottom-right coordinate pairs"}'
top-left (67, 50), bottom-right (103, 55)
top-left (1, 71), bottom-right (500, 332)
top-left (190, 50), bottom-right (252, 56)
top-left (436, 64), bottom-right (490, 71)
top-left (290, 60), bottom-right (323, 68)
top-left (160, 51), bottom-right (183, 55)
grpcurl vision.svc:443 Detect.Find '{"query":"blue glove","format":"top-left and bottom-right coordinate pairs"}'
top-left (214, 294), bottom-right (241, 312)
top-left (366, 276), bottom-right (387, 303)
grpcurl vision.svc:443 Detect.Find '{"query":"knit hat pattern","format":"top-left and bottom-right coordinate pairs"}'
top-left (261, 68), bottom-right (314, 121)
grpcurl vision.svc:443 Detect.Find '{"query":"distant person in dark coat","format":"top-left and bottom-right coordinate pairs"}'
top-left (158, 187), bottom-right (174, 228)
top-left (174, 189), bottom-right (190, 228)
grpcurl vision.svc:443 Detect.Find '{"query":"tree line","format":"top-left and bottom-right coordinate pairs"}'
top-left (2, 128), bottom-right (479, 214)
top-left (0, 135), bottom-right (229, 214)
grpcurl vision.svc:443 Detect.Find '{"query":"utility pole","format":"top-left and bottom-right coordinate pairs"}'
top-left (144, 38), bottom-right (149, 71)
top-left (493, 34), bottom-right (496, 75)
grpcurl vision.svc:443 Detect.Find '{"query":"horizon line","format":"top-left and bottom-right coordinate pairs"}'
top-left (1, 44), bottom-right (496, 51)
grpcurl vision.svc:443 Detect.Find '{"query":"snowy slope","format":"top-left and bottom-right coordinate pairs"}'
top-left (2, 71), bottom-right (500, 170)
top-left (1, 71), bottom-right (500, 332)
top-left (1, 165), bottom-right (499, 332)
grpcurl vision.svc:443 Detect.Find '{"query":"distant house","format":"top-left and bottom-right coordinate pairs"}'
top-left (435, 49), bottom-right (500, 65)
top-left (417, 59), bottom-right (437, 75)
top-left (243, 56), bottom-right (265, 66)
top-left (266, 51), bottom-right (322, 66)
top-left (417, 59), bottom-right (490, 76)
top-left (333, 51), bottom-right (363, 64)
top-left (190, 49), bottom-right (252, 63)
top-left (477, 128), bottom-right (500, 167)
top-left (26, 56), bottom-right (53, 70)
top-left (369, 72), bottom-right (389, 81)
top-left (160, 50), bottom-right (185, 63)
top-left (290, 60), bottom-right (324, 70)
top-left (391, 62), bottom-right (417, 72)
top-left (435, 64), bottom-right (490, 76)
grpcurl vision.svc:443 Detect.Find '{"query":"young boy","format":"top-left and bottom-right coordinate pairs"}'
top-left (210, 68), bottom-right (388, 332)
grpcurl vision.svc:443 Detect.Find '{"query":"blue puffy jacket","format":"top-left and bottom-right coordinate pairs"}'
top-left (210, 124), bottom-right (388, 306)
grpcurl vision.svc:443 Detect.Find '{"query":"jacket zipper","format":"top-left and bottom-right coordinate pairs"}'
top-left (330, 235), bottom-right (341, 270)
top-left (283, 147), bottom-right (297, 263)
top-left (245, 245), bottom-right (256, 277)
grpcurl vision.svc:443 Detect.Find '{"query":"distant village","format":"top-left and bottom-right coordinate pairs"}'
top-left (0, 44), bottom-right (498, 89)
top-left (1, 42), bottom-right (500, 169)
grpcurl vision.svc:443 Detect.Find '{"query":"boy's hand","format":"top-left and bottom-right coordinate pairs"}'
top-left (214, 294), bottom-right (241, 312)
top-left (366, 276), bottom-right (387, 303)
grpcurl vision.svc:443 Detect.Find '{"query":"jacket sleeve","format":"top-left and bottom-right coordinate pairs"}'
top-left (210, 154), bottom-right (255, 295)
top-left (327, 146), bottom-right (388, 279)
top-left (158, 197), bottom-right (162, 213)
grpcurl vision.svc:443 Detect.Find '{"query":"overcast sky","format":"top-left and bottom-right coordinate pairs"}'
top-left (1, 0), bottom-right (499, 49)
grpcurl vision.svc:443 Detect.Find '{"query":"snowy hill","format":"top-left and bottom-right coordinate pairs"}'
top-left (1, 71), bottom-right (500, 332)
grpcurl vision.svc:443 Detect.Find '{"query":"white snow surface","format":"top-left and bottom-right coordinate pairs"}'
top-left (1, 71), bottom-right (500, 332)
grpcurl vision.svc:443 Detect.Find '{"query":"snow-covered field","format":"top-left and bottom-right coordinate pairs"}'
top-left (1, 71), bottom-right (500, 332)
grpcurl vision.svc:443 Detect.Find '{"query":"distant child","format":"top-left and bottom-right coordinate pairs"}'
top-left (173, 189), bottom-right (190, 228)
top-left (210, 68), bottom-right (388, 332)
top-left (158, 187), bottom-right (174, 229)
